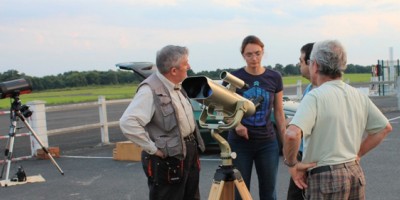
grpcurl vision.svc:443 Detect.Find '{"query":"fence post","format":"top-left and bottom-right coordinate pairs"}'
top-left (98, 96), bottom-right (110, 144)
top-left (397, 77), bottom-right (400, 111)
top-left (296, 80), bottom-right (302, 99)
top-left (27, 100), bottom-right (48, 156)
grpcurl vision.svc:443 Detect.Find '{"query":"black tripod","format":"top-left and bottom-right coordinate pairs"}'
top-left (1, 93), bottom-right (64, 187)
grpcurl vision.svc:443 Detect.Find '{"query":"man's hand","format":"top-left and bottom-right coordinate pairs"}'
top-left (289, 162), bottom-right (317, 189)
top-left (235, 123), bottom-right (249, 140)
top-left (154, 149), bottom-right (166, 159)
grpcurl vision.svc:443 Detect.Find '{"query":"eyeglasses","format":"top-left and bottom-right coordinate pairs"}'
top-left (243, 51), bottom-right (263, 58)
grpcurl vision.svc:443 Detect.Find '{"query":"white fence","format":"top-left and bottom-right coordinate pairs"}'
top-left (0, 96), bottom-right (131, 159)
top-left (45, 96), bottom-right (131, 142)
top-left (3, 78), bottom-right (399, 160)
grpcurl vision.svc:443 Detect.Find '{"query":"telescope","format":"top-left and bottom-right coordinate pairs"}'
top-left (0, 78), bottom-right (32, 99)
top-left (183, 72), bottom-right (263, 199)
top-left (182, 71), bottom-right (262, 130)
top-left (183, 71), bottom-right (263, 167)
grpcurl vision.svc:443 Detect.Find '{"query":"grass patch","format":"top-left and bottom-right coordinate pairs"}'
top-left (0, 84), bottom-right (138, 109)
top-left (283, 73), bottom-right (371, 85)
top-left (0, 74), bottom-right (371, 109)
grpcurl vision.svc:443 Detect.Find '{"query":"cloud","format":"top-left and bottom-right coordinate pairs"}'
top-left (210, 0), bottom-right (246, 7)
top-left (0, 0), bottom-right (399, 77)
top-left (104, 0), bottom-right (179, 6)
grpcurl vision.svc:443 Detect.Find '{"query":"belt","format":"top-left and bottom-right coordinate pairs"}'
top-left (183, 134), bottom-right (196, 142)
top-left (309, 161), bottom-right (358, 175)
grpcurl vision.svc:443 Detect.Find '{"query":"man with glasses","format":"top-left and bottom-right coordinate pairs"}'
top-left (286, 42), bottom-right (314, 200)
top-left (120, 45), bottom-right (205, 200)
top-left (284, 40), bottom-right (392, 199)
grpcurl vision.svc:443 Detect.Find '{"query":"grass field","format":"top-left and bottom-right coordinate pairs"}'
top-left (283, 73), bottom-right (371, 85)
top-left (0, 74), bottom-right (371, 109)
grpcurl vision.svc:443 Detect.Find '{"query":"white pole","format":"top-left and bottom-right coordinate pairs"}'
top-left (98, 96), bottom-right (110, 144)
top-left (389, 47), bottom-right (395, 92)
top-left (296, 80), bottom-right (302, 99)
top-left (27, 100), bottom-right (48, 155)
top-left (397, 77), bottom-right (400, 110)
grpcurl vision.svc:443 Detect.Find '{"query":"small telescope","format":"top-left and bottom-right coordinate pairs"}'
top-left (0, 78), bottom-right (32, 99)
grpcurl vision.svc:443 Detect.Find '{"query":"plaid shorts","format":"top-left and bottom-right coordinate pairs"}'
top-left (305, 161), bottom-right (366, 200)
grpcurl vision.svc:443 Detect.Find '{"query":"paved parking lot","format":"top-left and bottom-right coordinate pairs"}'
top-left (1, 109), bottom-right (399, 200)
top-left (1, 91), bottom-right (399, 199)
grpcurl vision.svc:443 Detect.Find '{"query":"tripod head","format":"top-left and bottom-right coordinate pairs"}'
top-left (7, 92), bottom-right (32, 119)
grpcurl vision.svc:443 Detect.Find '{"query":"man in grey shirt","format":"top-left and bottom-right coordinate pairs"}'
top-left (120, 45), bottom-right (205, 200)
top-left (283, 40), bottom-right (392, 199)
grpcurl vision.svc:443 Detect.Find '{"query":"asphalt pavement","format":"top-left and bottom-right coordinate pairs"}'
top-left (0, 86), bottom-right (399, 200)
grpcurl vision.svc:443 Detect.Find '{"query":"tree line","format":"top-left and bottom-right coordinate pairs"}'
top-left (0, 63), bottom-right (372, 91)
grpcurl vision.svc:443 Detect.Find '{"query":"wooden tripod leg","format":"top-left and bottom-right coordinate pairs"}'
top-left (221, 181), bottom-right (234, 200)
top-left (208, 180), bottom-right (236, 200)
top-left (208, 180), bottom-right (225, 200)
top-left (234, 179), bottom-right (253, 200)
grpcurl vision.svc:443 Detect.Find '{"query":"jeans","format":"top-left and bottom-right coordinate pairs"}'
top-left (229, 138), bottom-right (280, 200)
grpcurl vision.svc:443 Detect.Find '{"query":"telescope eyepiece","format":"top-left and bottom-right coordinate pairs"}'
top-left (251, 96), bottom-right (264, 109)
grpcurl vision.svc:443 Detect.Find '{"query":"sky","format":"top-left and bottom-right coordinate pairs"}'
top-left (0, 0), bottom-right (399, 77)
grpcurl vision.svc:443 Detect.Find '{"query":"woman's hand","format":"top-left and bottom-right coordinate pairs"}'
top-left (235, 123), bottom-right (249, 140)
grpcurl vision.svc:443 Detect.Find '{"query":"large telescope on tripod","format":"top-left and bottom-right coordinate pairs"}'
top-left (183, 72), bottom-right (260, 200)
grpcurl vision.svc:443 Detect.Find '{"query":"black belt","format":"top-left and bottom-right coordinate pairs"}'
top-left (309, 161), bottom-right (358, 175)
top-left (183, 134), bottom-right (196, 142)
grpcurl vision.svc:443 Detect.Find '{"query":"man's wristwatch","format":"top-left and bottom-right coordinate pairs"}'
top-left (284, 158), bottom-right (298, 168)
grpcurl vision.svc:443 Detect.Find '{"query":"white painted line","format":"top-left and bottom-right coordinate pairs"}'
top-left (389, 116), bottom-right (400, 122)
top-left (61, 155), bottom-right (113, 159)
top-left (62, 155), bottom-right (221, 161)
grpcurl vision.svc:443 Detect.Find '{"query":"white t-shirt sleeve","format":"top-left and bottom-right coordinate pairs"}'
top-left (365, 98), bottom-right (389, 134)
top-left (289, 93), bottom-right (317, 137)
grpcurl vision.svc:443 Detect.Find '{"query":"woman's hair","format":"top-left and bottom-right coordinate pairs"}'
top-left (240, 35), bottom-right (264, 54)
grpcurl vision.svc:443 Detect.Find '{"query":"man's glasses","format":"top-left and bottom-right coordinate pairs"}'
top-left (244, 51), bottom-right (263, 58)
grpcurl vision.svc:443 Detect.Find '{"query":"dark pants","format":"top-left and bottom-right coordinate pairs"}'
top-left (287, 152), bottom-right (303, 200)
top-left (141, 140), bottom-right (200, 200)
top-left (230, 138), bottom-right (280, 200)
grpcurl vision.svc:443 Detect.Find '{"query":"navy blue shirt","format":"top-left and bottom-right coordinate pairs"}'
top-left (227, 67), bottom-right (283, 141)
